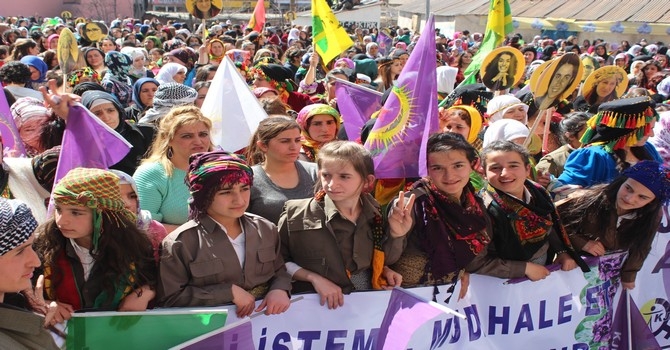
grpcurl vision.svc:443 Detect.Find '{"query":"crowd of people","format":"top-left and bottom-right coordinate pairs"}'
top-left (1, 13), bottom-right (670, 348)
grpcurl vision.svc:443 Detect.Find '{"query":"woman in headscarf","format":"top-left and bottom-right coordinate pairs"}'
top-left (138, 82), bottom-right (198, 125)
top-left (83, 47), bottom-right (107, 76)
top-left (125, 48), bottom-right (154, 83)
top-left (295, 104), bottom-right (341, 162)
top-left (155, 62), bottom-right (187, 85)
top-left (208, 38), bottom-right (226, 65)
top-left (18, 56), bottom-right (47, 91)
top-left (126, 77), bottom-right (159, 123)
top-left (100, 51), bottom-right (133, 108)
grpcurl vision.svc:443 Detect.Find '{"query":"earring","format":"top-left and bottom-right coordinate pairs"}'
top-left (166, 146), bottom-right (174, 159)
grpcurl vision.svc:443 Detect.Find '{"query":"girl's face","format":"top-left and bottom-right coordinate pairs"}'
top-left (596, 77), bottom-right (618, 98)
top-left (644, 65), bottom-right (659, 79)
top-left (390, 60), bottom-right (403, 76)
top-left (207, 182), bottom-right (251, 223)
top-left (101, 39), bottom-right (116, 53)
top-left (211, 42), bottom-right (224, 56)
top-left (87, 50), bottom-right (104, 68)
top-left (319, 159), bottom-right (371, 204)
top-left (502, 105), bottom-right (527, 124)
top-left (90, 102), bottom-right (120, 129)
top-left (151, 50), bottom-right (161, 62)
top-left (523, 51), bottom-right (534, 65)
top-left (0, 236), bottom-right (40, 296)
top-left (307, 115), bottom-right (338, 144)
top-left (616, 178), bottom-right (655, 214)
top-left (261, 128), bottom-right (302, 164)
top-left (596, 46), bottom-right (605, 55)
top-left (139, 83), bottom-right (158, 107)
top-left (29, 45), bottom-right (40, 56)
top-left (196, 0), bottom-right (212, 12)
top-left (55, 203), bottom-right (94, 249)
top-left (497, 54), bottom-right (512, 73)
top-left (19, 119), bottom-right (43, 152)
top-left (398, 54), bottom-right (409, 68)
top-left (195, 87), bottom-right (208, 108)
top-left (28, 66), bottom-right (40, 81)
top-left (439, 109), bottom-right (470, 140)
top-left (427, 149), bottom-right (473, 199)
top-left (133, 55), bottom-right (145, 69)
top-left (145, 40), bottom-right (155, 50)
top-left (169, 121), bottom-right (211, 161)
top-left (657, 56), bottom-right (668, 68)
top-left (119, 184), bottom-right (139, 213)
top-left (173, 70), bottom-right (186, 84)
top-left (484, 150), bottom-right (530, 199)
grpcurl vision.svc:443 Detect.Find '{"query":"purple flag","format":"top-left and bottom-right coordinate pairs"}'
top-left (610, 290), bottom-right (660, 350)
top-left (334, 78), bottom-right (383, 141)
top-left (53, 104), bottom-right (132, 187)
top-left (0, 90), bottom-right (27, 156)
top-left (172, 319), bottom-right (254, 350)
top-left (363, 15), bottom-right (438, 179)
top-left (377, 288), bottom-right (453, 349)
top-left (377, 29), bottom-right (393, 56)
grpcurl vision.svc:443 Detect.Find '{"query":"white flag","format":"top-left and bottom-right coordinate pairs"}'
top-left (201, 56), bottom-right (268, 152)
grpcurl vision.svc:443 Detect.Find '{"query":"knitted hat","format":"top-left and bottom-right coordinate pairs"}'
top-left (486, 94), bottom-right (529, 124)
top-left (186, 151), bottom-right (253, 219)
top-left (442, 83), bottom-right (493, 117)
top-left (10, 97), bottom-right (50, 128)
top-left (581, 96), bottom-right (659, 152)
top-left (0, 198), bottom-right (38, 256)
top-left (623, 160), bottom-right (670, 204)
top-left (52, 168), bottom-right (136, 249)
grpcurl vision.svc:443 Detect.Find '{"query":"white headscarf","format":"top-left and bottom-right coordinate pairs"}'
top-left (486, 95), bottom-right (529, 124)
top-left (483, 119), bottom-right (530, 148)
top-left (154, 62), bottom-right (187, 84)
top-left (436, 66), bottom-right (458, 94)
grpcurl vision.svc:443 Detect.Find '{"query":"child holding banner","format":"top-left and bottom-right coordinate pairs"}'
top-left (477, 141), bottom-right (588, 281)
top-left (158, 151), bottom-right (292, 317)
top-left (278, 141), bottom-right (414, 309)
top-left (34, 168), bottom-right (157, 324)
top-left (389, 133), bottom-right (491, 295)
top-left (557, 160), bottom-right (670, 289)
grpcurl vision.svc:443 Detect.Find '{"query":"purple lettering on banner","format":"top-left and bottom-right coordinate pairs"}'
top-left (430, 317), bottom-right (461, 349)
top-left (488, 306), bottom-right (510, 335)
top-left (297, 331), bottom-right (321, 349)
top-left (513, 304), bottom-right (534, 334)
top-left (352, 329), bottom-right (378, 350)
top-left (538, 300), bottom-right (553, 329)
top-left (272, 332), bottom-right (291, 350)
top-left (325, 330), bottom-right (347, 350)
top-left (258, 327), bottom-right (267, 350)
top-left (558, 294), bottom-right (573, 324)
top-left (464, 305), bottom-right (482, 341)
top-left (585, 286), bottom-right (600, 316)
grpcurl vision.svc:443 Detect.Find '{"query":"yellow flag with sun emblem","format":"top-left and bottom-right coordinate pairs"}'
top-left (312, 0), bottom-right (354, 64)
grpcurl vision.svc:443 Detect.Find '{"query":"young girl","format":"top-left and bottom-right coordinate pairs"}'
top-left (557, 160), bottom-right (670, 289)
top-left (158, 151), bottom-right (291, 317)
top-left (296, 104), bottom-right (341, 162)
top-left (34, 168), bottom-right (156, 324)
top-left (478, 141), bottom-right (588, 281)
top-left (390, 133), bottom-right (491, 295)
top-left (245, 117), bottom-right (318, 224)
top-left (278, 141), bottom-right (414, 309)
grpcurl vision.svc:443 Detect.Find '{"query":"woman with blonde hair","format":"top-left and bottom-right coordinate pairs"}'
top-left (133, 105), bottom-right (213, 232)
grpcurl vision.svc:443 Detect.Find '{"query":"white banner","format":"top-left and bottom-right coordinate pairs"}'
top-left (225, 252), bottom-right (626, 349)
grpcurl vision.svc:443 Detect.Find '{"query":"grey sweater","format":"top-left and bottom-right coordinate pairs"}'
top-left (249, 161), bottom-right (318, 224)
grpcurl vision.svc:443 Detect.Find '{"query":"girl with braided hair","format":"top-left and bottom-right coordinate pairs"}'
top-left (34, 168), bottom-right (157, 326)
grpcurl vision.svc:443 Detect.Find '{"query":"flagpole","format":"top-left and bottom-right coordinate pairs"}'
top-left (626, 289), bottom-right (633, 350)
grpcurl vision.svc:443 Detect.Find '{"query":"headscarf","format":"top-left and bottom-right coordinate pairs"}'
top-left (144, 36), bottom-right (161, 49)
top-left (167, 47), bottom-right (197, 70)
top-left (436, 66), bottom-right (458, 94)
top-left (138, 82), bottom-right (197, 124)
top-left (627, 45), bottom-right (643, 57)
top-left (296, 104), bottom-right (341, 161)
top-left (124, 47), bottom-right (148, 78)
top-left (445, 105), bottom-right (483, 144)
top-left (81, 90), bottom-right (126, 126)
top-left (208, 39), bottom-right (226, 64)
top-left (52, 168), bottom-right (136, 250)
top-left (84, 47), bottom-right (105, 68)
top-left (32, 146), bottom-right (61, 192)
top-left (132, 77), bottom-right (160, 110)
top-left (334, 57), bottom-right (355, 70)
top-left (104, 51), bottom-right (132, 81)
top-left (46, 34), bottom-right (59, 50)
top-left (154, 62), bottom-right (187, 84)
top-left (68, 67), bottom-right (101, 87)
top-left (486, 95), bottom-right (529, 124)
top-left (10, 96), bottom-right (50, 129)
top-left (287, 28), bottom-right (300, 45)
top-left (19, 55), bottom-right (47, 83)
top-left (186, 151), bottom-right (253, 220)
top-left (0, 198), bottom-right (38, 256)
top-left (483, 119), bottom-right (530, 148)
top-left (107, 169), bottom-right (152, 230)
top-left (622, 160), bottom-right (670, 203)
